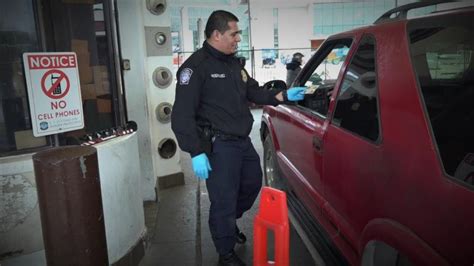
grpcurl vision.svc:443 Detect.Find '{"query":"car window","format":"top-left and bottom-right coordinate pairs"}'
top-left (332, 36), bottom-right (380, 142)
top-left (298, 39), bottom-right (352, 117)
top-left (408, 14), bottom-right (474, 187)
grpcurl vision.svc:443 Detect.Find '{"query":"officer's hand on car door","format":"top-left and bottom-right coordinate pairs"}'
top-left (192, 153), bottom-right (212, 180)
top-left (287, 87), bottom-right (306, 101)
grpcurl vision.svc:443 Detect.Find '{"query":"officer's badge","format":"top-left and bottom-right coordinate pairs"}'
top-left (180, 68), bottom-right (193, 85)
top-left (241, 70), bottom-right (248, 83)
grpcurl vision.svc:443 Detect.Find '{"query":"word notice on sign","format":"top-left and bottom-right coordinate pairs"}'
top-left (23, 52), bottom-right (84, 137)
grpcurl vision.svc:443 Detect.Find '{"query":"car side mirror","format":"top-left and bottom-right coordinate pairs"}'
top-left (262, 79), bottom-right (287, 91)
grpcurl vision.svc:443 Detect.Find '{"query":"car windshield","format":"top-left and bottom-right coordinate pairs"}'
top-left (408, 13), bottom-right (474, 186)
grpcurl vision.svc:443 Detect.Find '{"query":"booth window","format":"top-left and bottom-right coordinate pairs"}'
top-left (0, 0), bottom-right (126, 156)
top-left (0, 1), bottom-right (44, 154)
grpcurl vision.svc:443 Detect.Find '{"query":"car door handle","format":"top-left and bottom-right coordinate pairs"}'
top-left (312, 136), bottom-right (322, 151)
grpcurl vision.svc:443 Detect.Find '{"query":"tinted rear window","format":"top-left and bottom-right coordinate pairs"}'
top-left (408, 12), bottom-right (474, 187)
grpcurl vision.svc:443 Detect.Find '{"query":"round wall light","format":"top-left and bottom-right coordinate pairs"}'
top-left (152, 67), bottom-right (172, 88)
top-left (158, 138), bottom-right (177, 159)
top-left (155, 32), bottom-right (167, 46)
top-left (146, 0), bottom-right (166, 16)
top-left (156, 102), bottom-right (172, 123)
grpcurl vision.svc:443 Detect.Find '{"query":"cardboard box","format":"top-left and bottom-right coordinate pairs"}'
top-left (92, 65), bottom-right (104, 80)
top-left (81, 84), bottom-right (97, 100)
top-left (71, 39), bottom-right (89, 54)
top-left (77, 53), bottom-right (93, 84)
top-left (97, 98), bottom-right (112, 113)
top-left (15, 130), bottom-right (47, 150)
top-left (76, 52), bottom-right (90, 67)
top-left (79, 66), bottom-right (93, 84)
top-left (99, 81), bottom-right (110, 96)
top-left (93, 65), bottom-right (110, 96)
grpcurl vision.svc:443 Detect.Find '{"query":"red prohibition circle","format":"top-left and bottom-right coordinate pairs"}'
top-left (41, 69), bottom-right (70, 99)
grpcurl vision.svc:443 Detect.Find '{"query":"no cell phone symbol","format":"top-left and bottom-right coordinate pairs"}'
top-left (51, 74), bottom-right (62, 95)
top-left (41, 69), bottom-right (70, 99)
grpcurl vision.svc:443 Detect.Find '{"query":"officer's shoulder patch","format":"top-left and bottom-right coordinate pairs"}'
top-left (179, 68), bottom-right (193, 85)
top-left (241, 69), bottom-right (248, 83)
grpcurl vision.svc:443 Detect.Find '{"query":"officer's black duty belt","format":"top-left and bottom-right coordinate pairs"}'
top-left (214, 131), bottom-right (247, 141)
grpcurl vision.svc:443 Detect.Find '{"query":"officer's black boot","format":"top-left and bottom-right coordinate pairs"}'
top-left (235, 226), bottom-right (247, 244)
top-left (218, 250), bottom-right (246, 266)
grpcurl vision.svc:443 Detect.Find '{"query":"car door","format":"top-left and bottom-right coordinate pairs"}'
top-left (322, 35), bottom-right (384, 247)
top-left (274, 38), bottom-right (353, 214)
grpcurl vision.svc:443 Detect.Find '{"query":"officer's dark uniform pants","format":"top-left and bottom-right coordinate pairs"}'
top-left (206, 136), bottom-right (262, 255)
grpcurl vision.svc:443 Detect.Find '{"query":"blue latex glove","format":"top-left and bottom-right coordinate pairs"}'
top-left (191, 153), bottom-right (212, 180)
top-left (287, 87), bottom-right (306, 101)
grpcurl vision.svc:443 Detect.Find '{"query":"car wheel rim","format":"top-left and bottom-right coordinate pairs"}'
top-left (265, 149), bottom-right (276, 187)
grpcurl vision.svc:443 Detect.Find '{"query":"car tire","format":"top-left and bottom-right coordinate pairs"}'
top-left (263, 134), bottom-right (287, 190)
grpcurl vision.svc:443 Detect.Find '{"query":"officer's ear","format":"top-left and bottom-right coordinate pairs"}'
top-left (211, 30), bottom-right (221, 41)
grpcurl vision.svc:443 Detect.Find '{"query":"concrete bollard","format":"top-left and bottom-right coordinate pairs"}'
top-left (33, 146), bottom-right (108, 266)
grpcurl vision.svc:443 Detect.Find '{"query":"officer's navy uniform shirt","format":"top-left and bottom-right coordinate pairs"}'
top-left (171, 41), bottom-right (281, 157)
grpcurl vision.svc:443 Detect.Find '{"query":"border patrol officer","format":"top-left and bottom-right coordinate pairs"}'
top-left (171, 10), bottom-right (305, 266)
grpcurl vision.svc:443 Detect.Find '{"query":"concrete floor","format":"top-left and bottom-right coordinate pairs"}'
top-left (139, 109), bottom-right (315, 266)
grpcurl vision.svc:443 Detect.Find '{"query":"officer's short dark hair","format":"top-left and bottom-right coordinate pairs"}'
top-left (205, 10), bottom-right (239, 39)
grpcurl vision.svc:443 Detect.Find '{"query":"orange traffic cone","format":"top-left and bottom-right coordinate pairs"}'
top-left (253, 187), bottom-right (289, 266)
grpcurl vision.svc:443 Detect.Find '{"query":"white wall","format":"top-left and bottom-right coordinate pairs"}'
top-left (245, 5), bottom-right (313, 83)
top-left (251, 8), bottom-right (274, 49)
top-left (141, 0), bottom-right (183, 183)
top-left (0, 154), bottom-right (45, 266)
top-left (116, 0), bottom-right (158, 201)
top-left (278, 7), bottom-right (312, 49)
top-left (117, 0), bottom-right (183, 201)
top-left (95, 133), bottom-right (146, 264)
top-left (181, 7), bottom-right (195, 53)
top-left (0, 133), bottom-right (145, 265)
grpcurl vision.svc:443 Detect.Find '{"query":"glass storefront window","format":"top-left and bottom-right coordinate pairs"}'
top-left (0, 1), bottom-right (44, 153)
top-left (47, 0), bottom-right (118, 142)
top-left (0, 0), bottom-right (125, 156)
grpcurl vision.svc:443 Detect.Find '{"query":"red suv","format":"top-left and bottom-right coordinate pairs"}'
top-left (260, 2), bottom-right (474, 265)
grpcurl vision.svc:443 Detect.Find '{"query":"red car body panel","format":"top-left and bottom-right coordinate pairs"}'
top-left (262, 9), bottom-right (474, 266)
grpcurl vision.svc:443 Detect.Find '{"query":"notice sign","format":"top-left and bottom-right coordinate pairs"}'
top-left (23, 52), bottom-right (84, 137)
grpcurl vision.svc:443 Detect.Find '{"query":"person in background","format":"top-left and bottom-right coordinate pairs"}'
top-left (286, 52), bottom-right (304, 86)
top-left (171, 10), bottom-right (305, 266)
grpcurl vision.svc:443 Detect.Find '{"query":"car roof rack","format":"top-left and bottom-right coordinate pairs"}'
top-left (374, 0), bottom-right (457, 24)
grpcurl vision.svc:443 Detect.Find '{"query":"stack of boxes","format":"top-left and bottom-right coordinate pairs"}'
top-left (72, 39), bottom-right (93, 86)
top-left (69, 38), bottom-right (112, 136)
